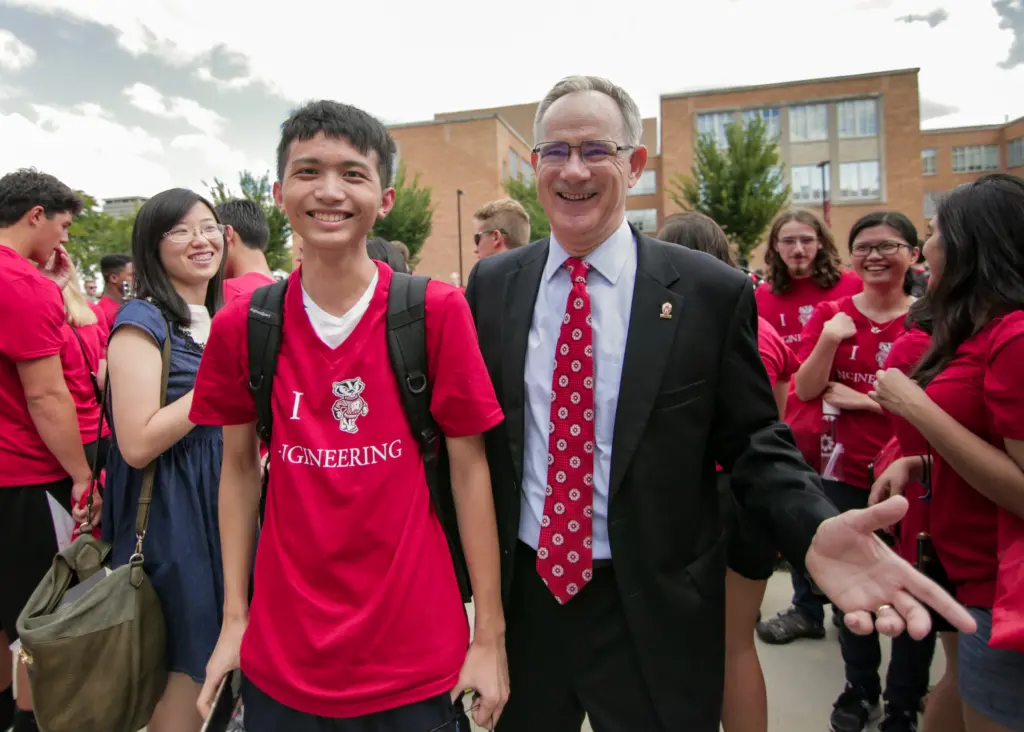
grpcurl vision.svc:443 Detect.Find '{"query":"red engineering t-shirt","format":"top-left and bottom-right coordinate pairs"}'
top-left (757, 316), bottom-right (798, 388)
top-left (755, 269), bottom-right (863, 348)
top-left (923, 311), bottom-right (1024, 608)
top-left (798, 296), bottom-right (907, 489)
top-left (60, 320), bottom-right (111, 444)
top-left (190, 263), bottom-right (503, 717)
top-left (223, 271), bottom-right (276, 306)
top-left (0, 246), bottom-right (68, 486)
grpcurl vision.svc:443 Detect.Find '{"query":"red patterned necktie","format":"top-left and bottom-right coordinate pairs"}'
top-left (536, 257), bottom-right (596, 604)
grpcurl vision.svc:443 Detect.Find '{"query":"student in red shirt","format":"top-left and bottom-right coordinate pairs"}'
top-left (658, 212), bottom-right (799, 732)
top-left (0, 169), bottom-right (94, 732)
top-left (795, 211), bottom-right (935, 732)
top-left (755, 210), bottom-right (863, 645)
top-left (192, 100), bottom-right (509, 732)
top-left (870, 174), bottom-right (1024, 732)
top-left (216, 199), bottom-right (278, 305)
top-left (96, 253), bottom-right (133, 323)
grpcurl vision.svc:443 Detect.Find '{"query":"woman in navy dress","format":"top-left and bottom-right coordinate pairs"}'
top-left (102, 188), bottom-right (227, 732)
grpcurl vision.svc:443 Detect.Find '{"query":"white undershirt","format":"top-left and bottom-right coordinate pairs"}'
top-left (301, 269), bottom-right (378, 349)
top-left (186, 304), bottom-right (212, 346)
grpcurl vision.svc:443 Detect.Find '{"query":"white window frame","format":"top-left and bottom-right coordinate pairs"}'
top-left (789, 104), bottom-right (829, 142)
top-left (1007, 138), bottom-right (1024, 168)
top-left (790, 163), bottom-right (830, 203)
top-left (697, 111), bottom-right (733, 149)
top-left (742, 108), bottom-right (781, 140)
top-left (625, 208), bottom-right (658, 233)
top-left (629, 170), bottom-right (657, 196)
top-left (924, 191), bottom-right (942, 219)
top-left (837, 99), bottom-right (878, 138)
top-left (520, 159), bottom-right (533, 183)
top-left (921, 148), bottom-right (937, 176)
top-left (509, 149), bottom-right (519, 180)
top-left (952, 145), bottom-right (999, 173)
top-left (838, 160), bottom-right (881, 201)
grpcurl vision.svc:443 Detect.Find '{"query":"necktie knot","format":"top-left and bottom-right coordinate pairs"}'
top-left (564, 257), bottom-right (590, 284)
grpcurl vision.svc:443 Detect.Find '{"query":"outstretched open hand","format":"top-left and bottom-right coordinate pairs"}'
top-left (806, 496), bottom-right (976, 638)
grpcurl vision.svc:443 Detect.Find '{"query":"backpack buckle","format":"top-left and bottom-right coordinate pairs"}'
top-left (406, 372), bottom-right (427, 395)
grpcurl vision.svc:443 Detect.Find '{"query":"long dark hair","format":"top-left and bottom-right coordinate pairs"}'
top-left (912, 173), bottom-right (1024, 385)
top-left (132, 188), bottom-right (225, 327)
top-left (847, 211), bottom-right (918, 296)
top-left (657, 212), bottom-right (735, 267)
top-left (764, 209), bottom-right (844, 294)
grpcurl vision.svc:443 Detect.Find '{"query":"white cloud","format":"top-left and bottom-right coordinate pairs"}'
top-left (194, 66), bottom-right (256, 92)
top-left (168, 133), bottom-right (271, 195)
top-left (0, 102), bottom-right (173, 196)
top-left (0, 29), bottom-right (35, 72)
top-left (123, 82), bottom-right (226, 136)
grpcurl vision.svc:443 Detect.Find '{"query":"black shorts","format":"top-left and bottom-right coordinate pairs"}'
top-left (717, 472), bottom-right (778, 581)
top-left (0, 478), bottom-right (73, 642)
top-left (241, 675), bottom-right (468, 732)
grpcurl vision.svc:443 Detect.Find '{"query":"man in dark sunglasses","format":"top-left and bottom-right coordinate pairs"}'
top-left (463, 75), bottom-right (976, 732)
top-left (473, 199), bottom-right (530, 260)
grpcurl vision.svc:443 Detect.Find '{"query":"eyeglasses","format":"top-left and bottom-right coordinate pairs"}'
top-left (162, 223), bottom-right (226, 246)
top-left (777, 236), bottom-right (819, 249)
top-left (474, 229), bottom-right (507, 246)
top-left (532, 140), bottom-right (633, 165)
top-left (851, 241), bottom-right (909, 258)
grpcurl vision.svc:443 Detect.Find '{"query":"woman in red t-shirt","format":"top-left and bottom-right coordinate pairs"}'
top-left (659, 212), bottom-right (799, 732)
top-left (795, 211), bottom-right (935, 731)
top-left (870, 174), bottom-right (1024, 732)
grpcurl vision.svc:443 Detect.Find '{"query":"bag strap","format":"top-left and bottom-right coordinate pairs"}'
top-left (132, 317), bottom-right (172, 554)
top-left (69, 325), bottom-right (103, 406)
top-left (247, 280), bottom-right (288, 446)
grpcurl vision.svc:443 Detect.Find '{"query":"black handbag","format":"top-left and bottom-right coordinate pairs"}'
top-left (914, 448), bottom-right (955, 633)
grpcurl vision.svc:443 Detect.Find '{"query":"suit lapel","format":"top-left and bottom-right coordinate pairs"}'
top-left (609, 232), bottom-right (683, 499)
top-left (502, 240), bottom-right (549, 484)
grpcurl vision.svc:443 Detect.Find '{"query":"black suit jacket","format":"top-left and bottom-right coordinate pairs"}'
top-left (464, 227), bottom-right (837, 731)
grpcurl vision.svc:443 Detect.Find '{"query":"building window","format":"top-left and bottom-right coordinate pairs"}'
top-left (789, 104), bottom-right (828, 142)
top-left (839, 160), bottom-right (881, 200)
top-left (743, 108), bottom-right (781, 140)
top-left (629, 170), bottom-right (657, 196)
top-left (790, 163), bottom-right (830, 203)
top-left (837, 99), bottom-right (878, 138)
top-left (1009, 137), bottom-right (1024, 168)
top-left (697, 111), bottom-right (733, 149)
top-left (921, 148), bottom-right (937, 176)
top-left (520, 159), bottom-right (534, 183)
top-left (924, 191), bottom-right (944, 219)
top-left (952, 145), bottom-right (999, 173)
top-left (625, 208), bottom-right (658, 232)
top-left (509, 149), bottom-right (519, 180)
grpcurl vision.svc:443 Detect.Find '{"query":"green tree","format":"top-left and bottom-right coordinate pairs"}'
top-left (503, 176), bottom-right (550, 241)
top-left (206, 171), bottom-right (292, 271)
top-left (371, 162), bottom-right (433, 262)
top-left (66, 193), bottom-right (135, 275)
top-left (667, 116), bottom-right (790, 261)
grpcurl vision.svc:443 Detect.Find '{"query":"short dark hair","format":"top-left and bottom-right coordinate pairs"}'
top-left (847, 211), bottom-right (919, 295)
top-left (100, 253), bottom-right (133, 282)
top-left (215, 199), bottom-right (270, 251)
top-left (277, 100), bottom-right (396, 187)
top-left (0, 168), bottom-right (83, 228)
top-left (132, 188), bottom-right (225, 327)
top-left (657, 212), bottom-right (735, 267)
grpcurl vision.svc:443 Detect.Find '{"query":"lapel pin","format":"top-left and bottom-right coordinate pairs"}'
top-left (660, 302), bottom-right (673, 320)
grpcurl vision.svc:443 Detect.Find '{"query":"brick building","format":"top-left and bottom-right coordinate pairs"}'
top-left (397, 69), bottom-right (1023, 279)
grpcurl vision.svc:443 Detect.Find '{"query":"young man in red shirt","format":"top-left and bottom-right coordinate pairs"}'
top-left (192, 101), bottom-right (509, 732)
top-left (0, 169), bottom-right (94, 732)
top-left (95, 253), bottom-right (133, 325)
top-left (216, 198), bottom-right (277, 305)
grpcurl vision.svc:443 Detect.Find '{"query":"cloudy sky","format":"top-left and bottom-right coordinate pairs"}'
top-left (1, 0), bottom-right (1021, 203)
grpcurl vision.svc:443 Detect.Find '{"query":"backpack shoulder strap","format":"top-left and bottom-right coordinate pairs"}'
top-left (386, 273), bottom-right (436, 456)
top-left (247, 280), bottom-right (288, 445)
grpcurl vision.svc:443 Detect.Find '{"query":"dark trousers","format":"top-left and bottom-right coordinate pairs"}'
top-left (241, 676), bottom-right (465, 732)
top-left (497, 542), bottom-right (663, 732)
top-left (821, 481), bottom-right (935, 711)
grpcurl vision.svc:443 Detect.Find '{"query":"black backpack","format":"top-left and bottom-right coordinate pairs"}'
top-left (245, 272), bottom-right (471, 602)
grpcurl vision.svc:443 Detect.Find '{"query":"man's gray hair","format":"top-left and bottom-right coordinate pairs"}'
top-left (533, 76), bottom-right (644, 147)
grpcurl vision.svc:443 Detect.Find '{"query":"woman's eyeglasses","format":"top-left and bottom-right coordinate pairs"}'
top-left (163, 223), bottom-right (226, 246)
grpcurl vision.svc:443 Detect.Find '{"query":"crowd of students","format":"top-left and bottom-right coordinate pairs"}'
top-left (0, 75), bottom-right (1021, 732)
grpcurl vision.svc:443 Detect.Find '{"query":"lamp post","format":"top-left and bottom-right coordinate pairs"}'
top-left (817, 161), bottom-right (831, 227)
top-left (456, 189), bottom-right (464, 287)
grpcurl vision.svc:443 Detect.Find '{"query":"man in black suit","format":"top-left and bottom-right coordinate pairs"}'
top-left (463, 76), bottom-right (974, 732)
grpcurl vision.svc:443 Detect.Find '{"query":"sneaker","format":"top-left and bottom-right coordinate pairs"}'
top-left (755, 606), bottom-right (826, 644)
top-left (829, 686), bottom-right (881, 732)
top-left (879, 708), bottom-right (919, 732)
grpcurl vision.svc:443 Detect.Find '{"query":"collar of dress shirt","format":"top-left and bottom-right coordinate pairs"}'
top-left (544, 217), bottom-right (634, 285)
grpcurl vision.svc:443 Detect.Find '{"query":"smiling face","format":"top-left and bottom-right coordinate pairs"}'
top-left (774, 221), bottom-right (821, 278)
top-left (159, 202), bottom-right (224, 291)
top-left (274, 132), bottom-right (395, 256)
top-left (849, 223), bottom-right (917, 291)
top-left (533, 91), bottom-right (646, 255)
